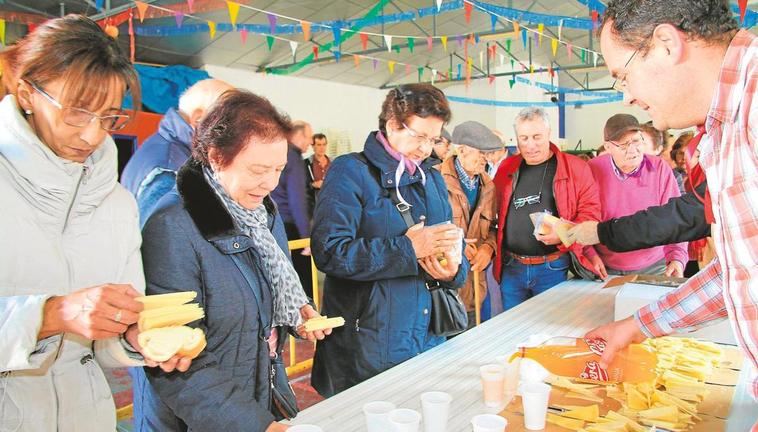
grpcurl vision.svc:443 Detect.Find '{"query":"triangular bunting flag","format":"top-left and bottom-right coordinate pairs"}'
top-left (490, 14), bottom-right (497, 32)
top-left (135, 1), bottom-right (148, 23)
top-left (394, 45), bottom-right (401, 54)
top-left (187, 0), bottom-right (194, 13)
top-left (290, 40), bottom-right (298, 57)
top-left (739, 0), bottom-right (748, 24)
top-left (436, 0), bottom-right (443, 11)
top-left (457, 64), bottom-right (462, 80)
top-left (267, 14), bottom-right (277, 34)
top-left (408, 37), bottom-right (415, 53)
top-left (427, 36), bottom-right (433, 51)
top-left (334, 51), bottom-right (342, 62)
top-left (520, 28), bottom-right (527, 49)
top-left (551, 38), bottom-right (558, 57)
top-left (208, 21), bottom-right (216, 39)
top-left (441, 36), bottom-right (448, 51)
top-left (175, 12), bottom-right (184, 28)
top-left (548, 66), bottom-right (554, 77)
top-left (464, 2), bottom-right (473, 23)
top-left (0, 19), bottom-right (5, 46)
top-left (510, 59), bottom-right (514, 70)
top-left (474, 34), bottom-right (480, 44)
top-left (406, 64), bottom-right (411, 75)
top-left (593, 51), bottom-right (598, 67)
top-left (418, 67), bottom-right (424, 82)
top-left (509, 78), bottom-right (516, 89)
top-left (312, 45), bottom-right (319, 60)
top-left (591, 10), bottom-right (599, 25)
top-left (384, 35), bottom-right (392, 52)
top-left (529, 64), bottom-right (534, 74)
top-left (431, 69), bottom-right (438, 84)
top-left (537, 23), bottom-right (544, 45)
top-left (373, 59), bottom-right (378, 70)
top-left (533, 32), bottom-right (539, 46)
top-left (567, 43), bottom-right (573, 60)
top-left (479, 51), bottom-right (484, 69)
top-left (353, 55), bottom-right (360, 68)
top-left (266, 36), bottom-right (274, 51)
top-left (513, 21), bottom-right (520, 35)
top-left (580, 49), bottom-right (586, 64)
top-left (332, 25), bottom-right (341, 46)
top-left (96, 0), bottom-right (104, 10)
top-left (227, 2), bottom-right (240, 27)
top-left (558, 19), bottom-right (563, 41)
top-left (488, 75), bottom-right (495, 84)
top-left (301, 21), bottom-right (311, 41)
top-left (388, 61), bottom-right (396, 74)
top-left (240, 28), bottom-right (248, 44)
top-left (360, 33), bottom-right (368, 50)
top-left (457, 35), bottom-right (464, 47)
top-left (506, 38), bottom-right (512, 52)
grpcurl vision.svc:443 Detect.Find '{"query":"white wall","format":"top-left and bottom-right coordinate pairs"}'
top-left (205, 64), bottom-right (385, 154)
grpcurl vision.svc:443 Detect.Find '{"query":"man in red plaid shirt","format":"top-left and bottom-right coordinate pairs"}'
top-left (574, 0), bottom-right (758, 409)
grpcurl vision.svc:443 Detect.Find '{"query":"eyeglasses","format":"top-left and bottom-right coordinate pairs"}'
top-left (611, 49), bottom-right (640, 93)
top-left (402, 122), bottom-right (444, 147)
top-left (513, 192), bottom-right (541, 209)
top-left (26, 81), bottom-right (131, 131)
top-left (606, 132), bottom-right (645, 153)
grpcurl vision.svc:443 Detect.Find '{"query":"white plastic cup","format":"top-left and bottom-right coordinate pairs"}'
top-left (363, 401), bottom-right (396, 432)
top-left (471, 414), bottom-right (508, 432)
top-left (388, 408), bottom-right (421, 432)
top-left (480, 364), bottom-right (506, 408)
top-left (420, 391), bottom-right (452, 432)
top-left (521, 382), bottom-right (551, 430)
top-left (288, 425), bottom-right (324, 432)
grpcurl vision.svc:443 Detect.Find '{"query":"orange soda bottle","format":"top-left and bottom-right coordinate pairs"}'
top-left (508, 337), bottom-right (657, 384)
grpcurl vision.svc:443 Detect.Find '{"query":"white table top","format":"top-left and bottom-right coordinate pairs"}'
top-left (289, 280), bottom-right (757, 431)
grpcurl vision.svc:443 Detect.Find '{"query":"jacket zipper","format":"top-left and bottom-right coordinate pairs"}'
top-left (62, 165), bottom-right (89, 233)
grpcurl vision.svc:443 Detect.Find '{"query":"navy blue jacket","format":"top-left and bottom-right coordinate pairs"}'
top-left (311, 132), bottom-right (469, 397)
top-left (120, 108), bottom-right (193, 225)
top-left (133, 159), bottom-right (287, 432)
top-left (270, 143), bottom-right (310, 238)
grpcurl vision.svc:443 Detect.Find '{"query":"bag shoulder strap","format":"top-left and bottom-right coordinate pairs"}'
top-left (354, 152), bottom-right (415, 229)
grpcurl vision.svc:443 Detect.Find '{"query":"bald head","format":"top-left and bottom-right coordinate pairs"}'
top-left (178, 79), bottom-right (234, 128)
top-left (290, 120), bottom-right (313, 153)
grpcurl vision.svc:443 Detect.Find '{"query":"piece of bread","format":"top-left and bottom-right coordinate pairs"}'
top-left (138, 326), bottom-right (207, 362)
top-left (302, 316), bottom-right (345, 332)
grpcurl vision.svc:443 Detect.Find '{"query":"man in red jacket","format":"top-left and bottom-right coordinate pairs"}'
top-left (493, 107), bottom-right (604, 310)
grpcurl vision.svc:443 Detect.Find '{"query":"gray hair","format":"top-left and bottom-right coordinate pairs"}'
top-left (513, 107), bottom-right (550, 134)
top-left (178, 79), bottom-right (233, 117)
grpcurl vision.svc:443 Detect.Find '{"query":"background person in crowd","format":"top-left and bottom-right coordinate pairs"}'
top-left (639, 122), bottom-right (666, 157)
top-left (589, 114), bottom-right (687, 277)
top-left (137, 90), bottom-right (330, 432)
top-left (584, 1), bottom-right (758, 411)
top-left (121, 78), bottom-right (233, 225)
top-left (669, 131), bottom-right (694, 194)
top-left (271, 120), bottom-right (314, 297)
top-left (311, 84), bottom-right (469, 397)
top-left (485, 128), bottom-right (509, 178)
top-left (305, 132), bottom-right (331, 219)
top-left (0, 16), bottom-right (186, 432)
top-left (493, 107), bottom-right (602, 311)
top-left (432, 127), bottom-right (452, 162)
top-left (441, 121), bottom-right (500, 324)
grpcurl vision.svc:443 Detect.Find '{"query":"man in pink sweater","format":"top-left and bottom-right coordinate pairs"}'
top-left (589, 114), bottom-right (687, 277)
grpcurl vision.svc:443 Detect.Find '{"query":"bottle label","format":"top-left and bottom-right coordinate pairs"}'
top-left (580, 361), bottom-right (609, 382)
top-left (584, 338), bottom-right (607, 356)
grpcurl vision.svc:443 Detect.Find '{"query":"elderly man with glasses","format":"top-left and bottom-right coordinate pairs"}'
top-left (589, 114), bottom-right (687, 278)
top-left (492, 107), bottom-right (602, 311)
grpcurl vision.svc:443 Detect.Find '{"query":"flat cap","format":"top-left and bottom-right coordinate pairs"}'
top-left (604, 114), bottom-right (641, 142)
top-left (452, 121), bottom-right (503, 152)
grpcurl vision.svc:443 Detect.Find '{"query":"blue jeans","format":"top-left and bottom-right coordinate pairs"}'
top-left (499, 254), bottom-right (570, 311)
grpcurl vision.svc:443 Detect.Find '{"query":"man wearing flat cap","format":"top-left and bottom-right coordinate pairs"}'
top-left (440, 121), bottom-right (499, 323)
top-left (493, 107), bottom-right (603, 311)
top-left (587, 114), bottom-right (687, 277)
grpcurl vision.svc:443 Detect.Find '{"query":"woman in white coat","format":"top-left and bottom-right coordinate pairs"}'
top-left (0, 15), bottom-right (188, 431)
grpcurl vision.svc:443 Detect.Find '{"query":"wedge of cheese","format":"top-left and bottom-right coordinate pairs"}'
top-left (138, 326), bottom-right (207, 362)
top-left (138, 303), bottom-right (205, 332)
top-left (560, 404), bottom-right (600, 422)
top-left (136, 291), bottom-right (197, 310)
top-left (302, 316), bottom-right (345, 332)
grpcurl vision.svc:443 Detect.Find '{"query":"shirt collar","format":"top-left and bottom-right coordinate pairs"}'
top-left (454, 156), bottom-right (479, 191)
top-left (610, 154), bottom-right (647, 180)
top-left (707, 29), bottom-right (756, 129)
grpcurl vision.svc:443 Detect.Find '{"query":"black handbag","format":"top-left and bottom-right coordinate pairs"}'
top-left (353, 152), bottom-right (469, 338)
top-left (568, 251), bottom-right (600, 281)
top-left (270, 331), bottom-right (299, 421)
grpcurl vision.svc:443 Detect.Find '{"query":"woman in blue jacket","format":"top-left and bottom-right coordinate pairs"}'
top-left (135, 90), bottom-right (329, 432)
top-left (311, 84), bottom-right (469, 397)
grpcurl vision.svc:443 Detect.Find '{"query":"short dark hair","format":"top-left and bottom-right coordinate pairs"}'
top-left (640, 123), bottom-right (665, 151)
top-left (670, 131), bottom-right (694, 159)
top-left (192, 89), bottom-right (293, 167)
top-left (601, 0), bottom-right (738, 50)
top-left (313, 133), bottom-right (327, 142)
top-left (379, 83), bottom-right (451, 134)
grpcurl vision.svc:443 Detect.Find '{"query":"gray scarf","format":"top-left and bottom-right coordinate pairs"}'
top-left (203, 166), bottom-right (309, 327)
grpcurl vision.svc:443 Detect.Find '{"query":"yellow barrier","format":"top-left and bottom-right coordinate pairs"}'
top-left (286, 238), bottom-right (320, 377)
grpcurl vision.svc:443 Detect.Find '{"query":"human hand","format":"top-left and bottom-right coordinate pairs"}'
top-left (535, 229), bottom-right (562, 245)
top-left (589, 255), bottom-right (608, 280)
top-left (39, 284), bottom-right (143, 341)
top-left (470, 244), bottom-right (494, 272)
top-left (297, 304), bottom-right (332, 342)
top-left (405, 222), bottom-right (461, 259)
top-left (664, 261), bottom-right (684, 278)
top-left (565, 221), bottom-right (600, 246)
top-left (301, 247), bottom-right (311, 256)
top-left (312, 180), bottom-right (324, 189)
top-left (464, 243), bottom-right (477, 261)
top-left (584, 316), bottom-right (647, 369)
top-left (124, 325), bottom-right (193, 372)
top-left (265, 421), bottom-right (290, 432)
top-left (419, 252), bottom-right (459, 282)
